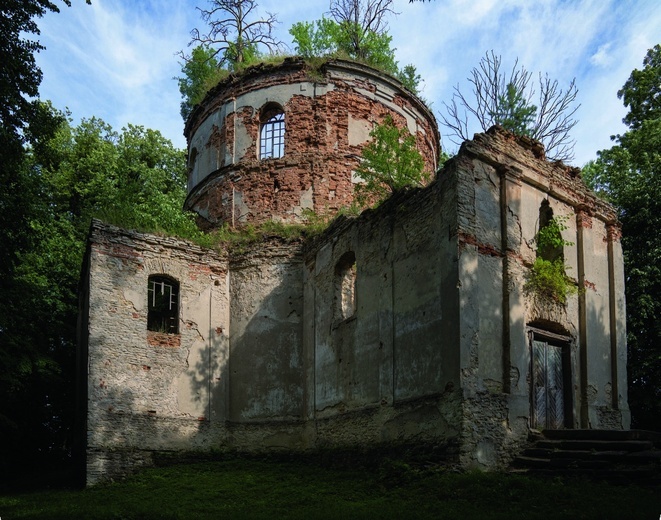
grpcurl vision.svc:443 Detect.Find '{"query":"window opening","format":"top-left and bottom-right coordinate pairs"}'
top-left (538, 199), bottom-right (564, 263)
top-left (148, 275), bottom-right (179, 334)
top-left (334, 252), bottom-right (357, 322)
top-left (260, 109), bottom-right (285, 159)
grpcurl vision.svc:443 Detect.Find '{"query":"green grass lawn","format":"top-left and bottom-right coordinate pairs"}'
top-left (1, 457), bottom-right (659, 519)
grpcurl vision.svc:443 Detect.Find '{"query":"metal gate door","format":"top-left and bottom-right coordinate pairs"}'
top-left (532, 339), bottom-right (565, 430)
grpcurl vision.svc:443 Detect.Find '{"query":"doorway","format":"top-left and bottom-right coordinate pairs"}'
top-left (530, 329), bottom-right (572, 430)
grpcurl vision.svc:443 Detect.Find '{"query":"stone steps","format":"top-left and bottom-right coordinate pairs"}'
top-left (510, 429), bottom-right (661, 484)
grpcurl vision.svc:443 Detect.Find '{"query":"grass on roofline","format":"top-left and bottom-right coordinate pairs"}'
top-left (0, 455), bottom-right (659, 520)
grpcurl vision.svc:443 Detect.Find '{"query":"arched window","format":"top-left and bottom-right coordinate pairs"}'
top-left (259, 105), bottom-right (285, 159)
top-left (537, 199), bottom-right (564, 263)
top-left (334, 251), bottom-right (357, 321)
top-left (147, 275), bottom-right (179, 334)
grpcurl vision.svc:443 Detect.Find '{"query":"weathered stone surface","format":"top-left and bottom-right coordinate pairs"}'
top-left (80, 125), bottom-right (629, 484)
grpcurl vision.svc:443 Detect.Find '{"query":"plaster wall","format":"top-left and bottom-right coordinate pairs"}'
top-left (81, 127), bottom-right (630, 485)
top-left (303, 177), bottom-right (462, 448)
top-left (452, 127), bottom-right (629, 468)
top-left (228, 241), bottom-right (305, 423)
top-left (82, 222), bottom-right (229, 485)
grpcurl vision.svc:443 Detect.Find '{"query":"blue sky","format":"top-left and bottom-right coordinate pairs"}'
top-left (35, 0), bottom-right (661, 166)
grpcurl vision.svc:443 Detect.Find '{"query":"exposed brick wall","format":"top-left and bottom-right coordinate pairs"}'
top-left (184, 58), bottom-right (440, 227)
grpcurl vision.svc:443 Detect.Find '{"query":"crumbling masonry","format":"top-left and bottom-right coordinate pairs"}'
top-left (77, 58), bottom-right (629, 485)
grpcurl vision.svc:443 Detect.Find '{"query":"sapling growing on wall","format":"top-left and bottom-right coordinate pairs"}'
top-left (354, 115), bottom-right (427, 206)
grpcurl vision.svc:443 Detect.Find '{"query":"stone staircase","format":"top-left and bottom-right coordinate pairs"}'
top-left (511, 429), bottom-right (661, 484)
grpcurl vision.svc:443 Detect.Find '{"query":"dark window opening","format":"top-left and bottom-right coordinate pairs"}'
top-left (260, 107), bottom-right (285, 159)
top-left (148, 275), bottom-right (179, 334)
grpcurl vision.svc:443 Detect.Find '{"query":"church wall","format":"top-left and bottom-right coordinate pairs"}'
top-left (227, 240), bottom-right (305, 423)
top-left (452, 127), bottom-right (629, 469)
top-left (184, 59), bottom-right (440, 227)
top-left (303, 177), bottom-right (463, 449)
top-left (82, 221), bottom-right (229, 485)
top-left (80, 127), bottom-right (630, 485)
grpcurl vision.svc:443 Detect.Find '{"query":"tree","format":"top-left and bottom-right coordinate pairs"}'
top-left (176, 46), bottom-right (225, 120)
top-left (289, 14), bottom-right (422, 94)
top-left (328, 0), bottom-right (397, 61)
top-left (491, 82), bottom-right (537, 137)
top-left (582, 45), bottom-right (661, 431)
top-left (0, 0), bottom-right (90, 479)
top-left (442, 51), bottom-right (579, 162)
top-left (0, 0), bottom-right (83, 290)
top-left (354, 115), bottom-right (427, 205)
top-left (184, 0), bottom-right (282, 69)
top-left (618, 44), bottom-right (661, 130)
top-left (1, 101), bottom-right (192, 480)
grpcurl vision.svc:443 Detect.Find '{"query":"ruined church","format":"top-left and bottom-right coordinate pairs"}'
top-left (77, 58), bottom-right (629, 485)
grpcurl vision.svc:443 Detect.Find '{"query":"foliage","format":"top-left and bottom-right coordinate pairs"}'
top-left (0, 103), bottom-right (191, 476)
top-left (354, 115), bottom-right (427, 205)
top-left (581, 45), bottom-right (661, 431)
top-left (526, 258), bottom-right (577, 304)
top-left (618, 44), bottom-right (661, 130)
top-left (177, 1), bottom-right (283, 119)
top-left (176, 46), bottom-right (228, 120)
top-left (1, 456), bottom-right (660, 518)
top-left (0, 0), bottom-right (89, 477)
top-left (289, 8), bottom-right (422, 94)
top-left (442, 50), bottom-right (579, 162)
top-left (327, 0), bottom-right (397, 60)
top-left (525, 215), bottom-right (577, 304)
top-left (491, 82), bottom-right (537, 137)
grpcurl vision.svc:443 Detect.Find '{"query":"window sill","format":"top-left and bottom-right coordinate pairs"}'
top-left (147, 331), bottom-right (181, 347)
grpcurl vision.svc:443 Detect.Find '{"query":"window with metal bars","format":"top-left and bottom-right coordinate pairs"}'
top-left (147, 275), bottom-right (179, 334)
top-left (260, 108), bottom-right (285, 159)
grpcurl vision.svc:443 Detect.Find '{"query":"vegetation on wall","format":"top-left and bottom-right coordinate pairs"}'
top-left (354, 115), bottom-right (428, 206)
top-left (176, 0), bottom-right (424, 119)
top-left (524, 214), bottom-right (577, 304)
top-left (289, 18), bottom-right (421, 94)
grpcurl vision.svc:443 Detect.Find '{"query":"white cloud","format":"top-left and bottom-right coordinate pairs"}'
top-left (590, 43), bottom-right (613, 68)
top-left (34, 0), bottom-right (661, 164)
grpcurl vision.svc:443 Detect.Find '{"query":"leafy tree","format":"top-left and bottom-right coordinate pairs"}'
top-left (1, 101), bottom-right (193, 479)
top-left (618, 44), bottom-right (661, 130)
top-left (0, 0), bottom-right (89, 478)
top-left (354, 115), bottom-right (427, 205)
top-left (582, 45), bottom-right (661, 431)
top-left (328, 0), bottom-right (397, 61)
top-left (289, 18), bottom-right (421, 94)
top-left (176, 46), bottom-right (225, 120)
top-left (442, 51), bottom-right (579, 162)
top-left (183, 0), bottom-right (282, 69)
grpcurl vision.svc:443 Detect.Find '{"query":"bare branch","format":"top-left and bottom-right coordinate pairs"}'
top-left (441, 50), bottom-right (580, 162)
top-left (186, 0), bottom-right (283, 67)
top-left (328, 0), bottom-right (398, 58)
